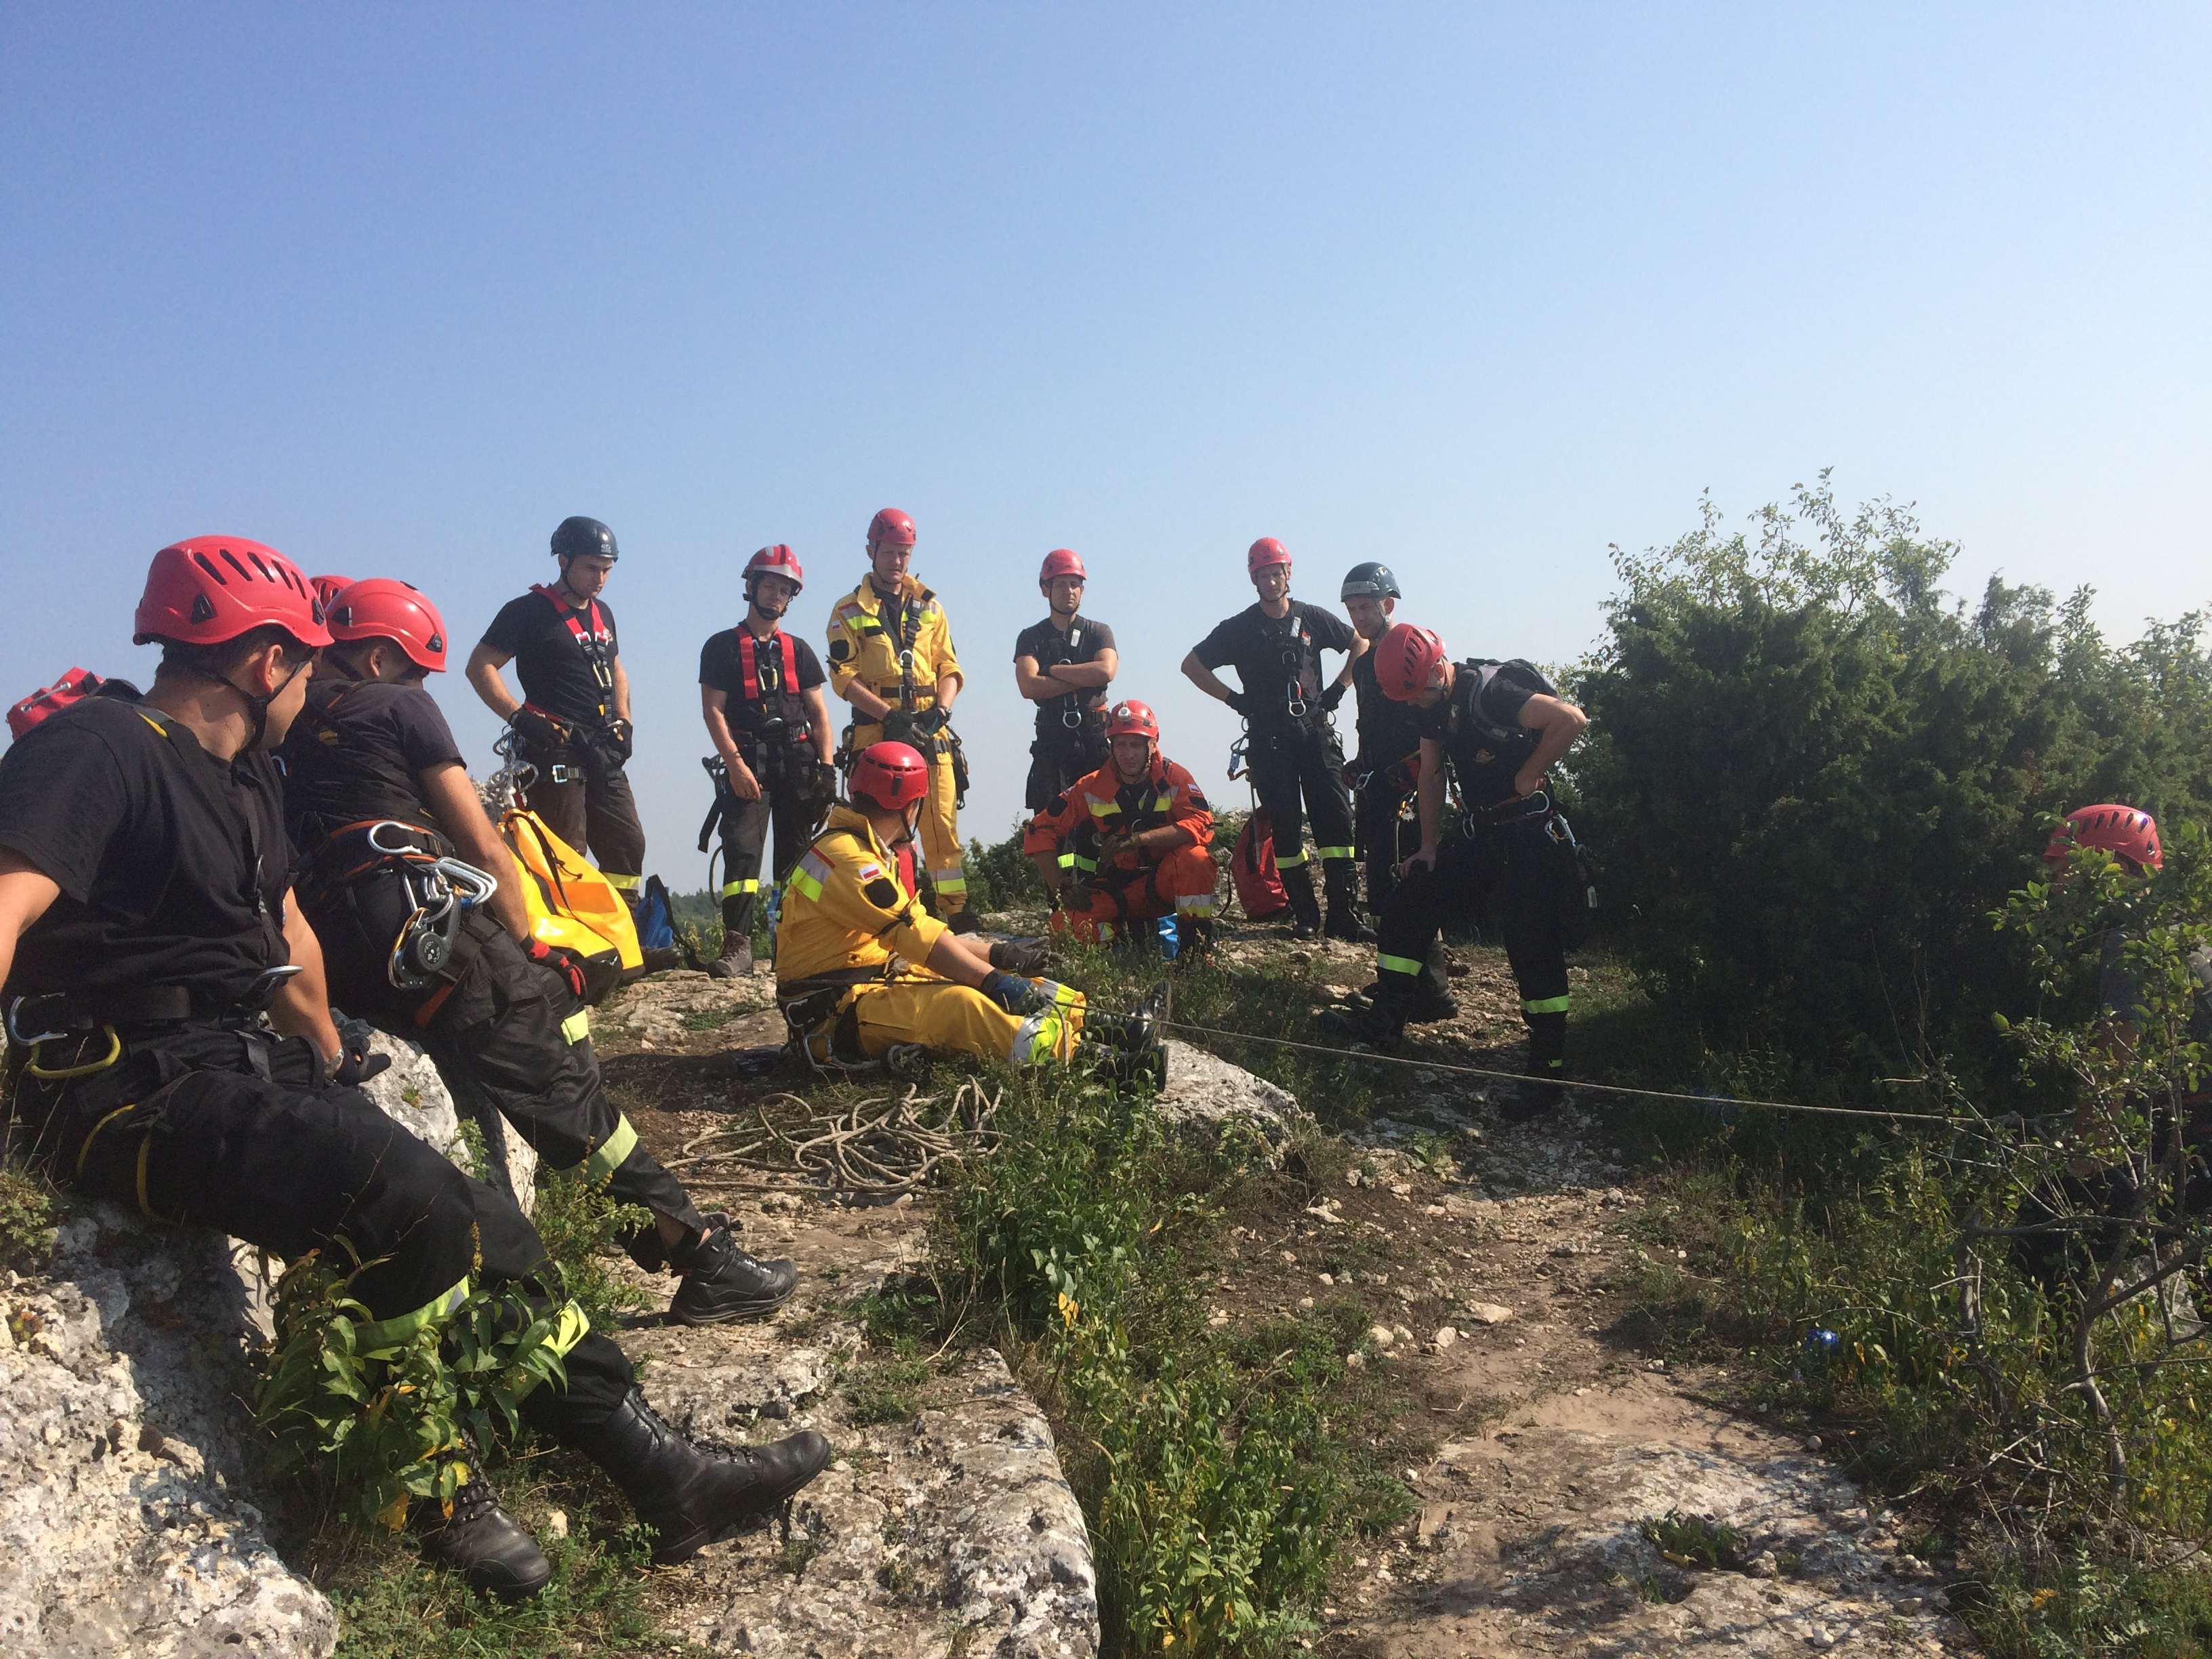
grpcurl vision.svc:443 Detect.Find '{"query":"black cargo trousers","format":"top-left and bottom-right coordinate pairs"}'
top-left (306, 872), bottom-right (702, 1257)
top-left (712, 740), bottom-right (827, 943)
top-left (13, 1020), bottom-right (634, 1430)
top-left (1246, 716), bottom-right (1357, 921)
top-left (1353, 769), bottom-right (1419, 920)
top-left (1375, 817), bottom-right (1573, 1081)
top-left (520, 725), bottom-right (645, 899)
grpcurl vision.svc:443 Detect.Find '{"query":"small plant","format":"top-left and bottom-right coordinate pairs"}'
top-left (254, 1248), bottom-right (573, 1532)
top-left (0, 1161), bottom-right (55, 1264)
top-left (1638, 1509), bottom-right (1748, 1571)
top-left (680, 1006), bottom-right (741, 1033)
top-left (845, 1357), bottom-right (931, 1427)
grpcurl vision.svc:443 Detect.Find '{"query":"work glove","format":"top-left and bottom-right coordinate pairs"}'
top-left (1224, 691), bottom-right (1252, 718)
top-left (605, 717), bottom-right (636, 761)
top-left (878, 708), bottom-right (919, 745)
top-left (512, 705), bottom-right (570, 753)
top-left (1320, 683), bottom-right (1347, 713)
top-left (912, 706), bottom-right (951, 737)
top-left (981, 971), bottom-right (1051, 1016)
top-left (328, 1016), bottom-right (392, 1088)
top-left (525, 937), bottom-right (590, 1004)
top-left (989, 937), bottom-right (1052, 977)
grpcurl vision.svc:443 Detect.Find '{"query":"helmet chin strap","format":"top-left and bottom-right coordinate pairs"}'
top-left (219, 657), bottom-right (312, 751)
top-left (747, 583), bottom-right (787, 623)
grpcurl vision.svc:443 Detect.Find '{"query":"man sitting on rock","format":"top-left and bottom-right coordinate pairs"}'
top-left (0, 540), bottom-right (830, 1599)
top-left (1021, 699), bottom-right (1220, 958)
top-left (777, 739), bottom-right (1170, 1084)
top-left (281, 579), bottom-right (798, 1327)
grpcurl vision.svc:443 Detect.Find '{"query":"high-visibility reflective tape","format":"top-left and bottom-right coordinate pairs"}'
top-left (1084, 796), bottom-right (1120, 816)
top-left (789, 853), bottom-right (830, 901)
top-left (1011, 1010), bottom-right (1069, 1065)
top-left (933, 872), bottom-right (967, 894)
top-left (560, 1008), bottom-right (591, 1044)
top-left (1176, 895), bottom-right (1219, 916)
top-left (354, 1276), bottom-right (471, 1359)
top-left (720, 877), bottom-right (760, 898)
top-left (1056, 851), bottom-right (1076, 869)
top-left (1071, 854), bottom-right (1098, 872)
top-left (1523, 994), bottom-right (1572, 1015)
top-left (1378, 953), bottom-right (1425, 977)
top-left (604, 871), bottom-right (641, 891)
top-left (1546, 1058), bottom-right (1564, 1069)
top-left (1275, 848), bottom-right (1309, 867)
top-left (1316, 845), bottom-right (1355, 861)
top-left (583, 1115), bottom-right (638, 1185)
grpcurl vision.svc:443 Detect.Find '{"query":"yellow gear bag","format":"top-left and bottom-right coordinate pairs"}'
top-left (499, 807), bottom-right (643, 1004)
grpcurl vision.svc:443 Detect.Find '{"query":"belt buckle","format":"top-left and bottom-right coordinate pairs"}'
top-left (548, 763), bottom-right (572, 783)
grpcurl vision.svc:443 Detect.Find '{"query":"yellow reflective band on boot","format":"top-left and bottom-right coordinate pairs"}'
top-left (353, 1277), bottom-right (471, 1361)
top-left (1378, 954), bottom-right (1425, 977)
top-left (1317, 845), bottom-right (1355, 861)
top-left (720, 878), bottom-right (760, 898)
top-left (1010, 1010), bottom-right (1069, 1065)
top-left (604, 872), bottom-right (640, 892)
top-left (1523, 994), bottom-right (1572, 1014)
top-left (583, 1115), bottom-right (639, 1185)
top-left (560, 1008), bottom-right (591, 1044)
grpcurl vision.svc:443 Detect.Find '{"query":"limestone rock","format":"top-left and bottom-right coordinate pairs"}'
top-left (1151, 1040), bottom-right (1305, 1164)
top-left (0, 1023), bottom-right (515, 1658)
top-left (597, 966), bottom-right (778, 1049)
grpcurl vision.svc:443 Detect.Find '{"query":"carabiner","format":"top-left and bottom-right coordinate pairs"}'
top-left (1061, 706), bottom-right (1085, 730)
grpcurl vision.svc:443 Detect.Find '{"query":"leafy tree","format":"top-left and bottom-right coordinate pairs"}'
top-left (1572, 473), bottom-right (2212, 1084)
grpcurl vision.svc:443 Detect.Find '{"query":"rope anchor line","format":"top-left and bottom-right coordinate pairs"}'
top-left (1159, 1017), bottom-right (1988, 1132)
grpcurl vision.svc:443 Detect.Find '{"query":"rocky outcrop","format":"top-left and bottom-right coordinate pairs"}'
top-left (1151, 1038), bottom-right (1305, 1164)
top-left (0, 1025), bottom-right (527, 1659)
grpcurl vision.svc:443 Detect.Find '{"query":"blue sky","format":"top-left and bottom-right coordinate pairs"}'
top-left (4, 3), bottom-right (2207, 874)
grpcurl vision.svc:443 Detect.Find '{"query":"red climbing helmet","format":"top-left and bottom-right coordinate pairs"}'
top-left (134, 536), bottom-right (332, 650)
top-left (1374, 623), bottom-right (1447, 703)
top-left (1247, 536), bottom-right (1292, 575)
top-left (311, 574), bottom-right (354, 611)
top-left (2045, 804), bottom-right (2163, 873)
top-left (743, 544), bottom-right (805, 595)
top-left (1105, 699), bottom-right (1160, 743)
top-left (867, 508), bottom-right (917, 549)
top-left (851, 740), bottom-right (930, 812)
top-left (328, 579), bottom-right (449, 672)
top-left (1039, 548), bottom-right (1087, 588)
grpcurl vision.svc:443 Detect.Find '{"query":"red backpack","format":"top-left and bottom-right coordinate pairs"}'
top-left (8, 669), bottom-right (127, 741)
top-left (1231, 810), bottom-right (1290, 920)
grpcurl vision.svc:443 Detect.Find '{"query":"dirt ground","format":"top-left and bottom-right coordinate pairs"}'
top-left (592, 931), bottom-right (1972, 1656)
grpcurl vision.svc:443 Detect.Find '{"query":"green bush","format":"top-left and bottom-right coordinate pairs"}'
top-left (964, 819), bottom-right (1050, 914)
top-left (1573, 474), bottom-right (2212, 1088)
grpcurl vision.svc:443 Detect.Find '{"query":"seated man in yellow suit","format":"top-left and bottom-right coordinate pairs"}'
top-left (776, 741), bottom-right (1168, 1084)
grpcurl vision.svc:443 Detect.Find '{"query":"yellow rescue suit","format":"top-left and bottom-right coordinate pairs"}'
top-left (775, 806), bottom-right (1083, 1065)
top-left (826, 575), bottom-right (968, 914)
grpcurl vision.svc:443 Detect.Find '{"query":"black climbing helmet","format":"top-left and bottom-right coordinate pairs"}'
top-left (552, 516), bottom-right (619, 565)
top-left (1340, 560), bottom-right (1400, 602)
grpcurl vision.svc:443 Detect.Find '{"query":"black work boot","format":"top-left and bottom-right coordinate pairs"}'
top-left (1282, 865), bottom-right (1322, 939)
top-left (665, 1220), bottom-right (798, 1325)
top-left (572, 1387), bottom-right (833, 1565)
top-left (1498, 1076), bottom-right (1565, 1124)
top-left (707, 937), bottom-right (754, 981)
top-left (1319, 977), bottom-right (1413, 1051)
top-left (1086, 980), bottom-right (1171, 1088)
top-left (1322, 865), bottom-right (1374, 943)
top-left (413, 1460), bottom-right (553, 1601)
top-left (944, 908), bottom-right (981, 936)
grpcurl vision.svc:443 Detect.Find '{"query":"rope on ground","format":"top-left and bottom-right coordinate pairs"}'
top-left (661, 1078), bottom-right (1001, 1195)
top-left (1162, 1017), bottom-right (2001, 1134)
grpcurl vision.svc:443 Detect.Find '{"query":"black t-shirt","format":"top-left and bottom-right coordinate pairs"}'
top-left (480, 588), bottom-right (620, 723)
top-left (1419, 658), bottom-right (1555, 808)
top-left (1193, 600), bottom-right (1354, 723)
top-left (1014, 614), bottom-right (1118, 737)
top-left (698, 626), bottom-right (825, 738)
top-left (279, 676), bottom-right (466, 850)
top-left (0, 697), bottom-right (290, 1010)
top-left (1351, 649), bottom-right (1427, 777)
